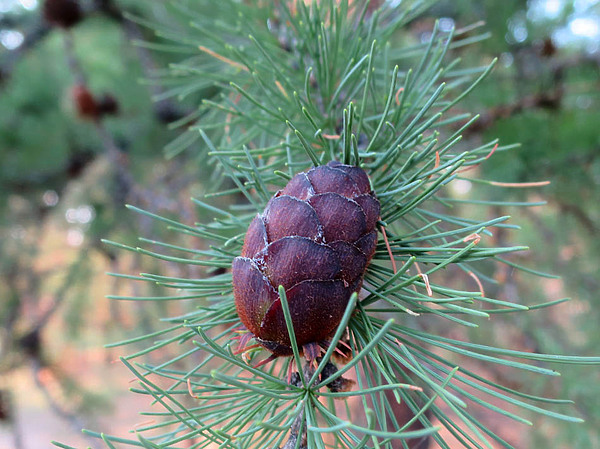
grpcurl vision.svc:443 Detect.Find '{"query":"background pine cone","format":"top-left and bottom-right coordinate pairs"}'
top-left (43, 0), bottom-right (82, 29)
top-left (71, 84), bottom-right (98, 119)
top-left (233, 161), bottom-right (379, 356)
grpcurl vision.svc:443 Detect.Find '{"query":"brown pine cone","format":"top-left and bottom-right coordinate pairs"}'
top-left (233, 161), bottom-right (379, 356)
top-left (71, 84), bottom-right (98, 119)
top-left (43, 0), bottom-right (83, 29)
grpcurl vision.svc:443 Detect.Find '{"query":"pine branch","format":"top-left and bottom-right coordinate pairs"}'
top-left (278, 364), bottom-right (313, 449)
top-left (61, 1), bottom-right (600, 448)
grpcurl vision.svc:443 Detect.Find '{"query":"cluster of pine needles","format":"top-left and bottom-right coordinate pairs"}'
top-left (54, 1), bottom-right (600, 448)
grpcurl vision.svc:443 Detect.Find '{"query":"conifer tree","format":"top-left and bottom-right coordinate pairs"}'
top-left (53, 1), bottom-right (600, 448)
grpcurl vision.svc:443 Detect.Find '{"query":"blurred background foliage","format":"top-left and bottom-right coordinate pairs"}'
top-left (0, 0), bottom-right (598, 448)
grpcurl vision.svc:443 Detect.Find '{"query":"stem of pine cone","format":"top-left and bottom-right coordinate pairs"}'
top-left (278, 363), bottom-right (315, 449)
top-left (281, 409), bottom-right (306, 449)
top-left (278, 360), bottom-right (356, 449)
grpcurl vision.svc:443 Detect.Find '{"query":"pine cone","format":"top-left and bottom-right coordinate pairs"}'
top-left (233, 161), bottom-right (379, 356)
top-left (71, 84), bottom-right (98, 119)
top-left (43, 0), bottom-right (83, 29)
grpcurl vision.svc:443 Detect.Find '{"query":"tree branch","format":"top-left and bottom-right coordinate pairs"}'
top-left (464, 51), bottom-right (600, 135)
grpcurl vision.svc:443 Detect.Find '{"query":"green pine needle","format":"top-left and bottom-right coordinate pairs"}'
top-left (66, 1), bottom-right (600, 449)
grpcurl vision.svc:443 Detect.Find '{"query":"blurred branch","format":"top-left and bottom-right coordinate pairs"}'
top-left (30, 358), bottom-right (100, 449)
top-left (62, 30), bottom-right (86, 85)
top-left (59, 28), bottom-right (140, 208)
top-left (550, 52), bottom-right (600, 75)
top-left (1, 228), bottom-right (46, 371)
top-left (26, 249), bottom-right (89, 337)
top-left (2, 1), bottom-right (188, 123)
top-left (1, 265), bottom-right (21, 335)
top-left (0, 149), bottom-right (95, 193)
top-left (1, 246), bottom-right (86, 374)
top-left (58, 19), bottom-right (194, 249)
top-left (1, 249), bottom-right (98, 447)
top-left (92, 0), bottom-right (190, 123)
top-left (465, 51), bottom-right (600, 135)
top-left (0, 389), bottom-right (24, 449)
top-left (467, 88), bottom-right (563, 134)
top-left (58, 7), bottom-right (193, 215)
top-left (0, 1), bottom-right (116, 83)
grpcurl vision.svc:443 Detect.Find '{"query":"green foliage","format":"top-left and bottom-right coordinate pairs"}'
top-left (0, 15), bottom-right (174, 207)
top-left (52, 1), bottom-right (599, 448)
top-left (0, 5), bottom-right (199, 437)
top-left (433, 1), bottom-right (600, 445)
